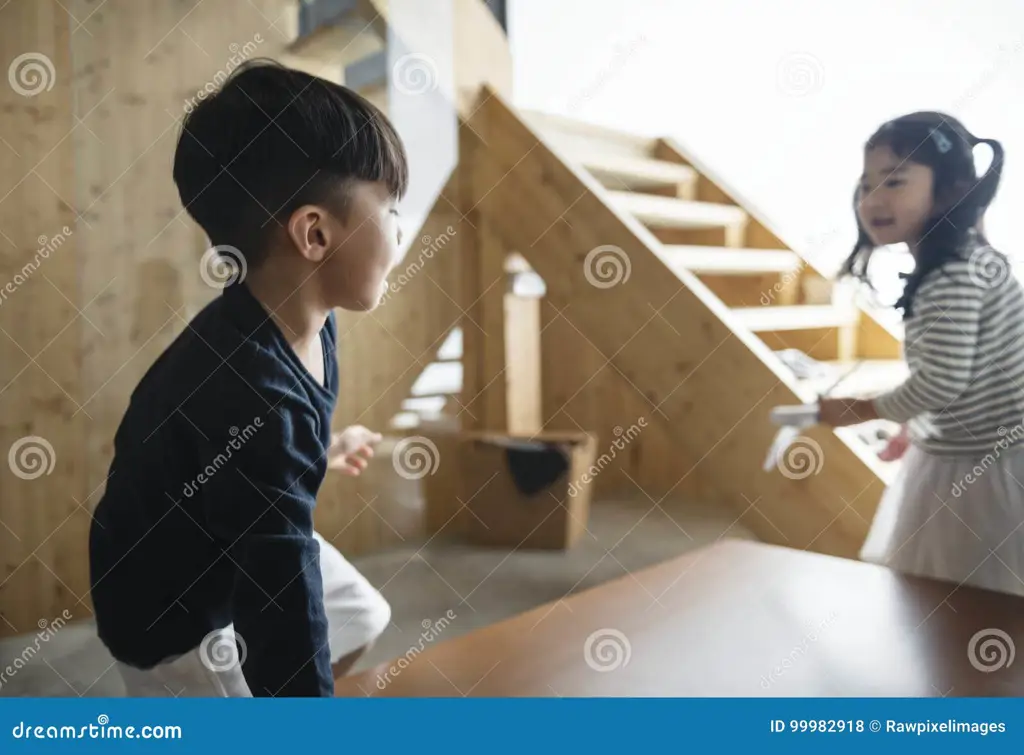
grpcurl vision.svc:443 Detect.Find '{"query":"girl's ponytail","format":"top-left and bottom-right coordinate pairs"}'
top-left (970, 137), bottom-right (1004, 213)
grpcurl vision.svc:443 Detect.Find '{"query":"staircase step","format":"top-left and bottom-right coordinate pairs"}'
top-left (579, 154), bottom-right (697, 192)
top-left (524, 110), bottom-right (656, 161)
top-left (406, 390), bottom-right (459, 401)
top-left (731, 305), bottom-right (858, 332)
top-left (286, 2), bottom-right (383, 65)
top-left (402, 396), bottom-right (449, 412)
top-left (410, 361), bottom-right (462, 397)
top-left (608, 191), bottom-right (747, 230)
top-left (662, 246), bottom-right (801, 276)
top-left (803, 359), bottom-right (909, 396)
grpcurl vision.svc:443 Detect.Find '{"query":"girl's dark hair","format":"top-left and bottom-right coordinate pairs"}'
top-left (838, 111), bottom-right (1004, 317)
top-left (173, 59), bottom-right (408, 266)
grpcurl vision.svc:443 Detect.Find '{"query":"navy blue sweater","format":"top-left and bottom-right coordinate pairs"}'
top-left (89, 281), bottom-right (338, 697)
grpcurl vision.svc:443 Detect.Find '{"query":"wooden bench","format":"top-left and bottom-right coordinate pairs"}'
top-left (336, 540), bottom-right (1024, 697)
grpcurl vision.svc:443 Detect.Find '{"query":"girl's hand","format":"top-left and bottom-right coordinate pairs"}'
top-left (878, 425), bottom-right (910, 461)
top-left (818, 397), bottom-right (855, 427)
top-left (328, 425), bottom-right (383, 476)
top-left (818, 397), bottom-right (879, 428)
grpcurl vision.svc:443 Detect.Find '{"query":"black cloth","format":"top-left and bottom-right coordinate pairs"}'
top-left (504, 443), bottom-right (570, 496)
top-left (89, 281), bottom-right (338, 697)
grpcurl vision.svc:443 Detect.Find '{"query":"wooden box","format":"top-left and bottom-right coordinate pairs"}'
top-left (456, 431), bottom-right (597, 550)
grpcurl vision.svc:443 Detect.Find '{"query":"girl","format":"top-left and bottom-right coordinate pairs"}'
top-left (818, 111), bottom-right (1024, 597)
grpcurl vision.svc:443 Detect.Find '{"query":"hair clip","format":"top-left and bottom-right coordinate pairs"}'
top-left (931, 129), bottom-right (953, 154)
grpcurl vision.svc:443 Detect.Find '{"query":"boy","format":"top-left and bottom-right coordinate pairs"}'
top-left (88, 61), bottom-right (408, 697)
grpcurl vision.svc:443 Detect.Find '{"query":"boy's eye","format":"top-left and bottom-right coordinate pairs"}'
top-left (884, 179), bottom-right (904, 188)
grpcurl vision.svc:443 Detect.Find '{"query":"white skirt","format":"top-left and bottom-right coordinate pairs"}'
top-left (860, 444), bottom-right (1024, 597)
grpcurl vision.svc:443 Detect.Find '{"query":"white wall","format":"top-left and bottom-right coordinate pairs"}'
top-left (509, 0), bottom-right (1024, 297)
top-left (386, 0), bottom-right (457, 258)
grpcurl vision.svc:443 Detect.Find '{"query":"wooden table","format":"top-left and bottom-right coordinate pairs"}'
top-left (335, 540), bottom-right (1024, 697)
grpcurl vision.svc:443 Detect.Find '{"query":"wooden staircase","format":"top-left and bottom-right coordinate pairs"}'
top-left (454, 88), bottom-right (910, 556)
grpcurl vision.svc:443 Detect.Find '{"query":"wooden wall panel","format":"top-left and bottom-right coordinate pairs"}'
top-left (504, 294), bottom-right (541, 434)
top-left (0, 0), bottom-right (344, 636)
top-left (538, 302), bottom-right (711, 504)
top-left (457, 127), bottom-right (510, 433)
top-left (0, 0), bottom-right (84, 635)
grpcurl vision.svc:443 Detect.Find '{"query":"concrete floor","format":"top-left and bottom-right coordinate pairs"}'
top-left (0, 496), bottom-right (755, 697)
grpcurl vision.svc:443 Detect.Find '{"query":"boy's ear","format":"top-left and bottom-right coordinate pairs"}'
top-left (285, 205), bottom-right (330, 263)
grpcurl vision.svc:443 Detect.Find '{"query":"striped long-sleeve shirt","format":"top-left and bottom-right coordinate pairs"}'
top-left (873, 245), bottom-right (1024, 457)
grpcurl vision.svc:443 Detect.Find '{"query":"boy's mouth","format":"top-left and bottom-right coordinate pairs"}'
top-left (870, 218), bottom-right (895, 229)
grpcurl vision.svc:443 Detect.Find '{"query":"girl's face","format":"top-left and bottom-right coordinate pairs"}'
top-left (857, 145), bottom-right (936, 248)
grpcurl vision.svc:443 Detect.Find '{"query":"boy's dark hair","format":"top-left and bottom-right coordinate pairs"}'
top-left (173, 60), bottom-right (408, 267)
top-left (839, 111), bottom-right (1004, 318)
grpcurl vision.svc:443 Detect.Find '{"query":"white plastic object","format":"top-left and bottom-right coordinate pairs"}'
top-left (769, 403), bottom-right (820, 428)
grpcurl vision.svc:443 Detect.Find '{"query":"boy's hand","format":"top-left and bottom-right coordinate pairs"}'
top-left (328, 425), bottom-right (383, 476)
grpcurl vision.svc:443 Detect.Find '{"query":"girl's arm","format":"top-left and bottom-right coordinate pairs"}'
top-left (871, 266), bottom-right (983, 424)
top-left (820, 265), bottom-right (982, 428)
top-left (818, 396), bottom-right (879, 427)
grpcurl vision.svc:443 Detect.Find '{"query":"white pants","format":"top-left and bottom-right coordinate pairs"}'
top-left (116, 532), bottom-right (390, 697)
